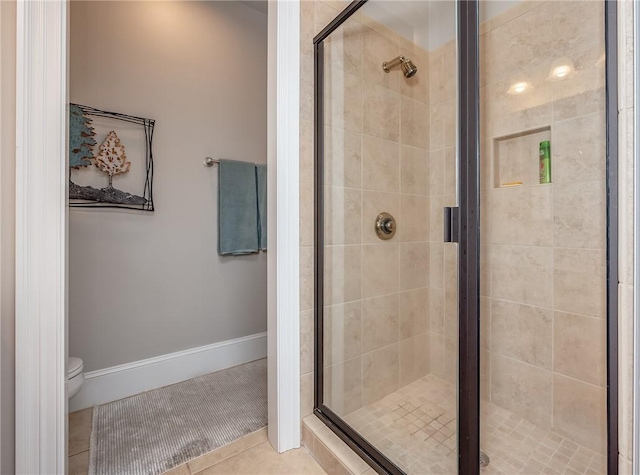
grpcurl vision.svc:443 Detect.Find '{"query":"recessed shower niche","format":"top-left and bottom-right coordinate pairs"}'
top-left (493, 126), bottom-right (551, 188)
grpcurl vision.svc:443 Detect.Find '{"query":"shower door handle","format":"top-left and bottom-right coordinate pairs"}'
top-left (444, 207), bottom-right (459, 243)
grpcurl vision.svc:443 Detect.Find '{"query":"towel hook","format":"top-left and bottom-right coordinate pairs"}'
top-left (203, 157), bottom-right (219, 167)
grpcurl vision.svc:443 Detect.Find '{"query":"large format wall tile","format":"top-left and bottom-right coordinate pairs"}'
top-left (490, 244), bottom-right (552, 308)
top-left (552, 0), bottom-right (604, 54)
top-left (400, 242), bottom-right (429, 291)
top-left (552, 67), bottom-right (605, 122)
top-left (399, 288), bottom-right (429, 339)
top-left (491, 354), bottom-right (553, 430)
top-left (552, 112), bottom-right (606, 184)
top-left (362, 344), bottom-right (400, 405)
top-left (400, 194), bottom-right (429, 242)
top-left (443, 244), bottom-right (457, 292)
top-left (553, 374), bottom-right (606, 454)
top-left (428, 287), bottom-right (444, 335)
top-left (300, 310), bottom-right (314, 375)
top-left (480, 297), bottom-right (490, 351)
top-left (324, 357), bottom-right (363, 416)
top-left (490, 185), bottom-right (553, 247)
top-left (324, 245), bottom-right (362, 304)
top-left (429, 242), bottom-right (444, 290)
top-left (300, 246), bottom-right (314, 311)
top-left (444, 290), bottom-right (458, 342)
top-left (554, 247), bottom-right (606, 275)
top-left (554, 180), bottom-right (606, 249)
top-left (554, 311), bottom-right (606, 386)
top-left (300, 184), bottom-right (314, 247)
top-left (443, 102), bottom-right (456, 149)
top-left (428, 332), bottom-right (446, 380)
top-left (363, 83), bottom-right (400, 142)
top-left (300, 53), bottom-right (315, 123)
top-left (362, 294), bottom-right (400, 353)
top-left (363, 134), bottom-right (400, 192)
top-left (324, 186), bottom-right (362, 246)
top-left (301, 372), bottom-right (314, 418)
top-left (300, 119), bottom-right (314, 185)
top-left (489, 75), bottom-right (553, 138)
top-left (443, 337), bottom-right (458, 384)
top-left (429, 149), bottom-right (445, 196)
top-left (324, 70), bottom-right (363, 133)
top-left (401, 96), bottom-right (429, 150)
top-left (324, 126), bottom-right (362, 188)
top-left (491, 299), bottom-right (552, 369)
top-left (321, 16), bottom-right (363, 78)
top-left (323, 301), bottom-right (362, 367)
top-left (430, 102), bottom-right (446, 151)
top-left (480, 244), bottom-right (491, 297)
top-left (429, 46), bottom-right (446, 103)
top-left (487, 2), bottom-right (555, 85)
top-left (400, 333), bottom-right (429, 386)
top-left (554, 269), bottom-right (605, 318)
top-left (429, 196), bottom-right (445, 241)
top-left (362, 244), bottom-right (399, 298)
top-left (400, 145), bottom-right (429, 195)
top-left (443, 147), bottom-right (456, 192)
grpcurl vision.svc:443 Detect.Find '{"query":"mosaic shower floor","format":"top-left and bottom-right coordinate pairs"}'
top-left (342, 375), bottom-right (605, 475)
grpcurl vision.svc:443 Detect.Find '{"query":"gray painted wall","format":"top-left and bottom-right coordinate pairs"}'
top-left (69, 1), bottom-right (268, 372)
top-left (0, 1), bottom-right (16, 472)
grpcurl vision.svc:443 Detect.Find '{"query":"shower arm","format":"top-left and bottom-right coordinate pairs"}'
top-left (382, 56), bottom-right (406, 73)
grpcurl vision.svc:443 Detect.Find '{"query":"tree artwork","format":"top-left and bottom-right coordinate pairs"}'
top-left (95, 130), bottom-right (131, 188)
top-left (68, 103), bottom-right (153, 209)
top-left (69, 104), bottom-right (96, 169)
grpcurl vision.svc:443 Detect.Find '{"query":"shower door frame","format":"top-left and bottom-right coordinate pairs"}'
top-left (312, 1), bottom-right (619, 474)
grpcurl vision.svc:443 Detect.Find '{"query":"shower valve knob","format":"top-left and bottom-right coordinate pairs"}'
top-left (375, 212), bottom-right (397, 240)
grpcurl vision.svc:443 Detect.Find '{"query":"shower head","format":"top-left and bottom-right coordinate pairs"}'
top-left (382, 55), bottom-right (418, 78)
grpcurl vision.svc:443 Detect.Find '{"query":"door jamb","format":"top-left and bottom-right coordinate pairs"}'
top-left (14, 0), bottom-right (301, 470)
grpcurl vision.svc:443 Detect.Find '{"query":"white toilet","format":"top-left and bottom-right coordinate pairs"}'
top-left (68, 357), bottom-right (85, 399)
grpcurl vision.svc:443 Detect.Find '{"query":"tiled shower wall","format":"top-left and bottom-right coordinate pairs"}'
top-left (300, 0), bottom-right (612, 458)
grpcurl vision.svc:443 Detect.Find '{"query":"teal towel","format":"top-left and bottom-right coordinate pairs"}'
top-left (256, 164), bottom-right (267, 250)
top-left (218, 159), bottom-right (259, 256)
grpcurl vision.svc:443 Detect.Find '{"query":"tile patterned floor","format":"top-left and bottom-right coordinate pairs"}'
top-left (343, 375), bottom-right (606, 475)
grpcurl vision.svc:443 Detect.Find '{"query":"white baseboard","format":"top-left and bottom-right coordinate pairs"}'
top-left (69, 332), bottom-right (267, 412)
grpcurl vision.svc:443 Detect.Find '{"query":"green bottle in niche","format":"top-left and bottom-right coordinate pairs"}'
top-left (539, 140), bottom-right (551, 184)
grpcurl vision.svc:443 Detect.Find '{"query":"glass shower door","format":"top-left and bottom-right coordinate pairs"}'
top-left (315, 1), bottom-right (460, 473)
top-left (478, 1), bottom-right (609, 473)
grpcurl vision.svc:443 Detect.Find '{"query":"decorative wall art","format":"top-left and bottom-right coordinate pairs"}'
top-left (68, 103), bottom-right (155, 211)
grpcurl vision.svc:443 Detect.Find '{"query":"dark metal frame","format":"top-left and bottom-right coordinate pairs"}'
top-left (313, 1), bottom-right (619, 474)
top-left (605, 1), bottom-right (619, 473)
top-left (457, 1), bottom-right (480, 473)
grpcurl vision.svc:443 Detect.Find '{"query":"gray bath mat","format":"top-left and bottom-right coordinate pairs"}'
top-left (89, 358), bottom-right (267, 475)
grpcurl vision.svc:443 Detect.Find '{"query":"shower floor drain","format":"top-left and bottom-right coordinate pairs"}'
top-left (480, 450), bottom-right (490, 468)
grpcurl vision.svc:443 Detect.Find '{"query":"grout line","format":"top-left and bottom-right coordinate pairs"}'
top-left (190, 438), bottom-right (269, 475)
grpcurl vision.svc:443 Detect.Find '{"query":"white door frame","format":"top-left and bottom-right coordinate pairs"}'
top-left (14, 1), bottom-right (300, 471)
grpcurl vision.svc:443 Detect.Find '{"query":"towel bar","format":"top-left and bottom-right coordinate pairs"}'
top-left (203, 157), bottom-right (219, 167)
